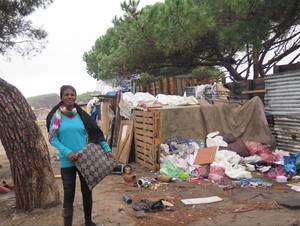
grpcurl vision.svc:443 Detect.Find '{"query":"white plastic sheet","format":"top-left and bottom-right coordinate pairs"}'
top-left (181, 196), bottom-right (223, 205)
top-left (212, 150), bottom-right (252, 179)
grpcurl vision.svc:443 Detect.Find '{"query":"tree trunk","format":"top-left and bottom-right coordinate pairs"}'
top-left (0, 78), bottom-right (61, 211)
top-left (221, 63), bottom-right (244, 81)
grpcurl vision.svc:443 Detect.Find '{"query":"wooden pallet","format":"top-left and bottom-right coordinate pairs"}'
top-left (133, 110), bottom-right (160, 171)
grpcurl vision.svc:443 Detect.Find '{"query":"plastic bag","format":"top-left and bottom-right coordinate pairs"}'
top-left (160, 161), bottom-right (189, 179)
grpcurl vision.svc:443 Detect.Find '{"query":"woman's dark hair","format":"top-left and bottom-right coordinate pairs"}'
top-left (60, 85), bottom-right (77, 99)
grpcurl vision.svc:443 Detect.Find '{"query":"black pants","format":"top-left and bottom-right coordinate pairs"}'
top-left (61, 166), bottom-right (92, 221)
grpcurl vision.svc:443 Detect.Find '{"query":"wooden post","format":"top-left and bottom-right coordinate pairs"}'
top-left (112, 90), bottom-right (122, 147)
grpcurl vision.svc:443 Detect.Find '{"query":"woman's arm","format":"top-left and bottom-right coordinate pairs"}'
top-left (100, 141), bottom-right (113, 158)
top-left (49, 115), bottom-right (73, 158)
top-left (100, 141), bottom-right (111, 153)
top-left (50, 133), bottom-right (73, 158)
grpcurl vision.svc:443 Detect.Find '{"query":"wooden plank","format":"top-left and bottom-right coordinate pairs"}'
top-left (135, 127), bottom-right (154, 134)
top-left (134, 121), bottom-right (155, 127)
top-left (135, 159), bottom-right (156, 170)
top-left (162, 77), bottom-right (168, 94)
top-left (155, 80), bottom-right (162, 94)
top-left (134, 126), bottom-right (154, 132)
top-left (152, 83), bottom-right (156, 96)
top-left (134, 117), bottom-right (155, 124)
top-left (241, 89), bottom-right (267, 94)
top-left (134, 121), bottom-right (154, 125)
top-left (135, 144), bottom-right (153, 150)
top-left (142, 85), bottom-right (147, 92)
top-left (134, 132), bottom-right (155, 140)
top-left (134, 134), bottom-right (155, 144)
top-left (135, 147), bottom-right (151, 156)
top-left (168, 76), bottom-right (176, 95)
top-left (136, 150), bottom-right (155, 160)
top-left (154, 111), bottom-right (160, 139)
top-left (146, 84), bottom-right (150, 93)
top-left (134, 124), bottom-right (155, 131)
top-left (136, 152), bottom-right (155, 162)
top-left (116, 120), bottom-right (134, 164)
top-left (155, 138), bottom-right (160, 145)
top-left (136, 149), bottom-right (151, 157)
top-left (134, 110), bottom-right (154, 117)
top-left (135, 135), bottom-right (154, 144)
top-left (135, 140), bottom-right (155, 149)
top-left (135, 139), bottom-right (154, 148)
top-left (176, 78), bottom-right (183, 96)
top-left (134, 130), bottom-right (155, 139)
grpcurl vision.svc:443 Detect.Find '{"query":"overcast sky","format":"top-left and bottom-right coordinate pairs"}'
top-left (0, 0), bottom-right (163, 98)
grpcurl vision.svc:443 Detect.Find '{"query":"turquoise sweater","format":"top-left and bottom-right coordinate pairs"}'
top-left (49, 114), bottom-right (111, 168)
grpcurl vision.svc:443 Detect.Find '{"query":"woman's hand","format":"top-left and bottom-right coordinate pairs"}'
top-left (67, 152), bottom-right (78, 162)
top-left (105, 151), bottom-right (114, 158)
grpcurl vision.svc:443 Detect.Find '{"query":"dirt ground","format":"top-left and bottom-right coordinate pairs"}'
top-left (0, 125), bottom-right (300, 226)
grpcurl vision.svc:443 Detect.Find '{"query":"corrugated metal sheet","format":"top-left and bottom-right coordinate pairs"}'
top-left (265, 70), bottom-right (300, 115)
top-left (264, 69), bottom-right (300, 154)
top-left (272, 116), bottom-right (300, 154)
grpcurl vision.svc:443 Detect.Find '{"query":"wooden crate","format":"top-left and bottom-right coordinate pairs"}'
top-left (133, 110), bottom-right (160, 171)
top-left (133, 106), bottom-right (206, 170)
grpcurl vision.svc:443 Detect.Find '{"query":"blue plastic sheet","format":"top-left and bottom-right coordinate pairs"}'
top-left (284, 156), bottom-right (297, 175)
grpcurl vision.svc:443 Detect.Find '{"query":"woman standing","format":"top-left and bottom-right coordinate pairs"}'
top-left (46, 85), bottom-right (112, 226)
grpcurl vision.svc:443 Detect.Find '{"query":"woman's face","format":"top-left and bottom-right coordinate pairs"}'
top-left (62, 88), bottom-right (76, 110)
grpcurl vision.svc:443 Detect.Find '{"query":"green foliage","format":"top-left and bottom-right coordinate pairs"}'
top-left (27, 93), bottom-right (59, 109)
top-left (76, 92), bottom-right (100, 102)
top-left (0, 0), bottom-right (53, 59)
top-left (83, 0), bottom-right (300, 82)
top-left (191, 67), bottom-right (225, 80)
top-left (137, 73), bottom-right (163, 86)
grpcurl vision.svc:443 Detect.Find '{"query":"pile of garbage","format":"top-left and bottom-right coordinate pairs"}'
top-left (158, 131), bottom-right (300, 192)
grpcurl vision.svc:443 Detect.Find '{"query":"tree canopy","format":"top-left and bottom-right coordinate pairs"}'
top-left (0, 0), bottom-right (53, 59)
top-left (83, 0), bottom-right (300, 82)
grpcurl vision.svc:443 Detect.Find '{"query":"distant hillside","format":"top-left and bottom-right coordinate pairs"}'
top-left (27, 91), bottom-right (101, 109)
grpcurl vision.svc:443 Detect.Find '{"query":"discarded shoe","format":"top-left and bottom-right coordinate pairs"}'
top-left (132, 199), bottom-right (164, 212)
top-left (139, 198), bottom-right (164, 211)
top-left (132, 202), bottom-right (149, 211)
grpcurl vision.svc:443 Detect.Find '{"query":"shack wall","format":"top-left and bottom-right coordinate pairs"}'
top-left (158, 105), bottom-right (206, 144)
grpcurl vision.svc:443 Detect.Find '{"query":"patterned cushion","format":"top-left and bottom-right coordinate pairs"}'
top-left (75, 143), bottom-right (117, 190)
